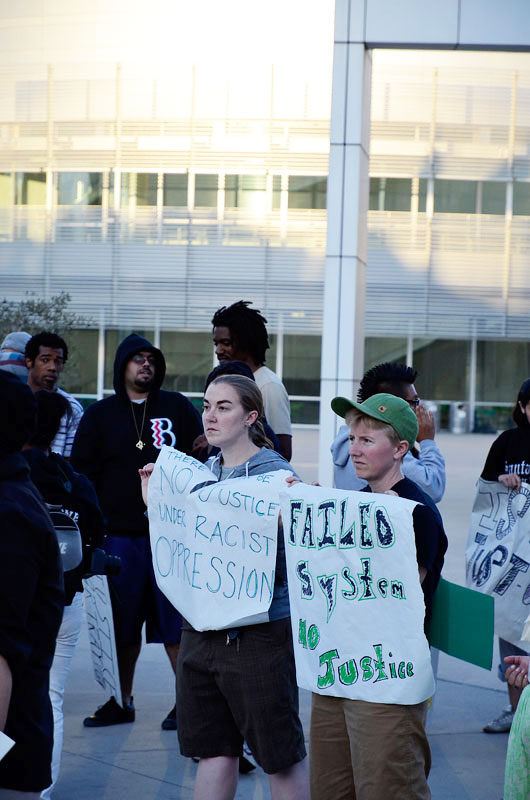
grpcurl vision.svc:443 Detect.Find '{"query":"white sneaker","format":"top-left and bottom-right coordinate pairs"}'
top-left (483, 704), bottom-right (514, 733)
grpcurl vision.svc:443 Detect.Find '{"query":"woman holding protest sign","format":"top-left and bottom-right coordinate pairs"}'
top-left (481, 378), bottom-right (530, 734)
top-left (140, 374), bottom-right (308, 800)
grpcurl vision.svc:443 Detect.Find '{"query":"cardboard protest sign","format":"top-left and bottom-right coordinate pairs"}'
top-left (148, 445), bottom-right (292, 631)
top-left (466, 478), bottom-right (530, 648)
top-left (83, 575), bottom-right (120, 696)
top-left (279, 484), bottom-right (435, 704)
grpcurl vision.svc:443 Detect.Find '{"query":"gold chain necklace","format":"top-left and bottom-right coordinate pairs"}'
top-left (130, 399), bottom-right (148, 450)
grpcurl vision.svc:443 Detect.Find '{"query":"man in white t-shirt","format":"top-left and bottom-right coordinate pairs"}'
top-left (212, 300), bottom-right (293, 460)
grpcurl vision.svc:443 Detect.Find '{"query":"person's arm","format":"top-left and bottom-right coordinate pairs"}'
top-left (498, 473), bottom-right (522, 490)
top-left (278, 434), bottom-right (292, 462)
top-left (139, 463), bottom-right (156, 506)
top-left (70, 406), bottom-right (101, 487)
top-left (411, 504), bottom-right (447, 589)
top-left (403, 441), bottom-right (446, 503)
top-left (0, 506), bottom-right (49, 729)
top-left (415, 404), bottom-right (436, 444)
top-left (505, 655), bottom-right (530, 689)
top-left (0, 655), bottom-right (12, 731)
top-left (61, 398), bottom-right (84, 459)
top-left (258, 380), bottom-right (293, 461)
top-left (76, 474), bottom-right (106, 550)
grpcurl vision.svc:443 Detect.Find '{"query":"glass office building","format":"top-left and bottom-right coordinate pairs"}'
top-left (1, 5), bottom-right (529, 429)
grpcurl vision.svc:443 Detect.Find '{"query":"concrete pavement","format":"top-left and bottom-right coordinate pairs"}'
top-left (54, 429), bottom-right (510, 799)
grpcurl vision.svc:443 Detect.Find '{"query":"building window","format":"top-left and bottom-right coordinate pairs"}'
top-left (282, 334), bottom-right (321, 396)
top-left (290, 400), bottom-right (320, 425)
top-left (15, 173), bottom-right (46, 205)
top-left (412, 339), bottom-right (469, 400)
top-left (225, 175), bottom-right (267, 211)
top-left (57, 173), bottom-right (102, 206)
top-left (0, 174), bottom-right (12, 206)
top-left (513, 182), bottom-right (530, 216)
top-left (433, 180), bottom-right (476, 214)
top-left (60, 330), bottom-right (98, 395)
top-left (288, 176), bottom-right (327, 210)
top-left (476, 340), bottom-right (530, 403)
top-left (481, 181), bottom-right (506, 215)
top-left (194, 175), bottom-right (218, 208)
top-left (160, 331), bottom-right (213, 393)
top-left (164, 174), bottom-right (188, 207)
top-left (121, 173), bottom-right (157, 207)
top-left (364, 338), bottom-right (408, 372)
top-left (369, 178), bottom-right (412, 211)
top-left (272, 176), bottom-right (282, 210)
top-left (417, 179), bottom-right (427, 212)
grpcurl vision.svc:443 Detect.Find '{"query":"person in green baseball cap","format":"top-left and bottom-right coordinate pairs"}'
top-left (331, 393), bottom-right (419, 492)
top-left (309, 392), bottom-right (448, 800)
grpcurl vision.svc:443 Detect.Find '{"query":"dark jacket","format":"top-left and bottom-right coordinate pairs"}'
top-left (0, 452), bottom-right (64, 792)
top-left (22, 448), bottom-right (105, 604)
top-left (71, 334), bottom-right (203, 536)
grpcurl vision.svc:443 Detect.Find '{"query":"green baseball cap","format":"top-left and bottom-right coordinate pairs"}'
top-left (331, 392), bottom-right (418, 450)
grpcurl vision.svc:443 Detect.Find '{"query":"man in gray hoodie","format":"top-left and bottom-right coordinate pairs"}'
top-left (330, 362), bottom-right (446, 503)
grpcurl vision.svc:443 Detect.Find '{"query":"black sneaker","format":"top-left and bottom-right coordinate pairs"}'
top-left (83, 696), bottom-right (135, 727)
top-left (161, 704), bottom-right (177, 730)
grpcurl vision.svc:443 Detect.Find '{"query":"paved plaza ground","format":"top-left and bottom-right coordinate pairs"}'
top-left (54, 429), bottom-right (511, 799)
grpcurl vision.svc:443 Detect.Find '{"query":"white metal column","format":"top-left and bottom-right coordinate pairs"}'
top-left (318, 4), bottom-right (372, 485)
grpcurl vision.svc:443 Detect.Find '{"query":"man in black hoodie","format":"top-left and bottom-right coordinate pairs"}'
top-left (72, 334), bottom-right (202, 730)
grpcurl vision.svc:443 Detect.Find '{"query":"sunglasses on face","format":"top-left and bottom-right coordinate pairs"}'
top-left (132, 354), bottom-right (156, 366)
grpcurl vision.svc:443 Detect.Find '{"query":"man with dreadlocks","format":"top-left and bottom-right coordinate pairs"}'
top-left (212, 301), bottom-right (293, 461)
top-left (330, 362), bottom-right (446, 503)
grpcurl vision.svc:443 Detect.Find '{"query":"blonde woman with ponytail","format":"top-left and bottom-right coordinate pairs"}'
top-left (144, 375), bottom-right (309, 800)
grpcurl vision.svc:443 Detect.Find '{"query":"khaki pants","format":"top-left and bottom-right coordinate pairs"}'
top-left (310, 693), bottom-right (431, 800)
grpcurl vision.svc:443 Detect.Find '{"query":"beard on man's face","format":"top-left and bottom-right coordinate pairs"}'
top-left (134, 373), bottom-right (155, 392)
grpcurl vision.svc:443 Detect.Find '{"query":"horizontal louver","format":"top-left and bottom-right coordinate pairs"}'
top-left (2, 48), bottom-right (530, 342)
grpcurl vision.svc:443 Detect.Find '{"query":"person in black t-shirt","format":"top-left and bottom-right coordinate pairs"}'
top-left (481, 378), bottom-right (530, 734)
top-left (482, 378), bottom-right (530, 490)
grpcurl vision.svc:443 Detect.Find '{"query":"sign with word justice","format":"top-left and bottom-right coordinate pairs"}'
top-left (279, 484), bottom-right (435, 705)
top-left (466, 478), bottom-right (530, 648)
top-left (148, 445), bottom-right (291, 631)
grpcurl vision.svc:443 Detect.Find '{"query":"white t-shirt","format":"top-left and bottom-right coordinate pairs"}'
top-left (254, 365), bottom-right (292, 437)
